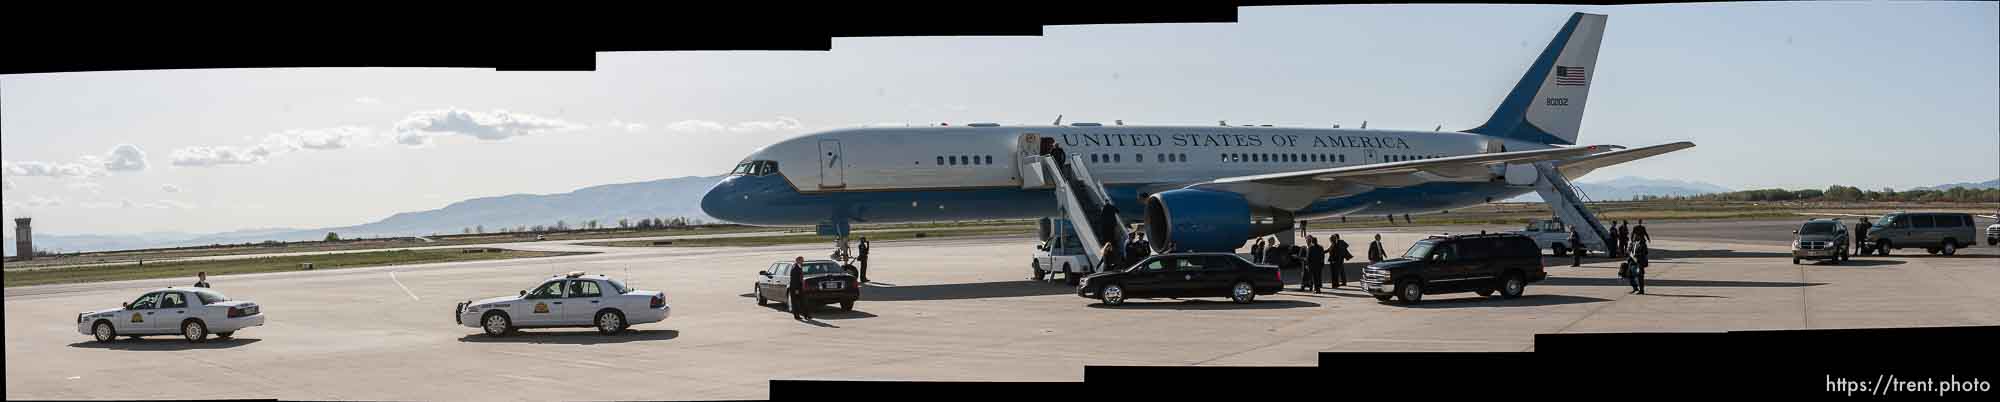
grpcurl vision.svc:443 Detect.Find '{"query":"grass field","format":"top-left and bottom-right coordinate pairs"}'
top-left (3, 248), bottom-right (587, 288)
top-left (2, 225), bottom-right (788, 270)
top-left (582, 225), bottom-right (1037, 248)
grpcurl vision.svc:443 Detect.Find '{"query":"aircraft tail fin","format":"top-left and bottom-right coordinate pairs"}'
top-left (1464, 12), bottom-right (1607, 146)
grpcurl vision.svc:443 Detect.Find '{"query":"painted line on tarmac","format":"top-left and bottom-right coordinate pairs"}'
top-left (390, 271), bottom-right (421, 301)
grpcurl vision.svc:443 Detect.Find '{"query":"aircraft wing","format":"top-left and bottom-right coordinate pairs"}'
top-left (1554, 141), bottom-right (1697, 178)
top-left (1184, 144), bottom-right (1628, 210)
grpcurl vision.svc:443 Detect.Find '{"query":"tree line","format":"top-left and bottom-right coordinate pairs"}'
top-left (1630, 185), bottom-right (2000, 203)
top-left (458, 216), bottom-right (708, 235)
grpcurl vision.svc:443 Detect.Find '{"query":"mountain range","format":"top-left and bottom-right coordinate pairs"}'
top-left (8, 175), bottom-right (723, 254)
top-left (1505, 176), bottom-right (1735, 203)
top-left (1916, 178), bottom-right (2000, 191)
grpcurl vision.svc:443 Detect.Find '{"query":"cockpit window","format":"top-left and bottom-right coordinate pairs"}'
top-left (731, 160), bottom-right (779, 176)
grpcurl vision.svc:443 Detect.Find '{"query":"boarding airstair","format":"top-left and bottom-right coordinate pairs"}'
top-left (1533, 162), bottom-right (1611, 254)
top-left (1039, 154), bottom-right (1130, 271)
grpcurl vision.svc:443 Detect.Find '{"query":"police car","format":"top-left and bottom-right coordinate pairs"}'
top-left (77, 287), bottom-right (264, 343)
top-left (455, 271), bottom-right (670, 336)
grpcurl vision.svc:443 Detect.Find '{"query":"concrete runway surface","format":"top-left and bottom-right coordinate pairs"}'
top-left (7, 218), bottom-right (1997, 400)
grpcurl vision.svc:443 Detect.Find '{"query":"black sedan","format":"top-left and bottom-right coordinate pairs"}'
top-left (754, 260), bottom-right (861, 311)
top-left (1076, 253), bottom-right (1283, 305)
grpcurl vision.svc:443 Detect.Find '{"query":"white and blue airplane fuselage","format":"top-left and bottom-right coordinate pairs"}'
top-left (700, 12), bottom-right (1694, 251)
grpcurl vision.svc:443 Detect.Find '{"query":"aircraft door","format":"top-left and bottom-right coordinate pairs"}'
top-left (1018, 133), bottom-right (1052, 189)
top-left (819, 139), bottom-right (845, 188)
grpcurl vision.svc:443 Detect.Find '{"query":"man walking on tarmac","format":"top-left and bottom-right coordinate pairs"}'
top-left (788, 256), bottom-right (812, 321)
top-left (1367, 234), bottom-right (1387, 265)
top-left (1568, 228), bottom-right (1583, 267)
top-left (1329, 234), bottom-right (1352, 287)
top-left (856, 236), bottom-right (871, 283)
top-left (1304, 236), bottom-right (1326, 293)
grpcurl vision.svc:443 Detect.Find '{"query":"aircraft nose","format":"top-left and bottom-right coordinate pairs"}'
top-left (700, 177), bottom-right (738, 223)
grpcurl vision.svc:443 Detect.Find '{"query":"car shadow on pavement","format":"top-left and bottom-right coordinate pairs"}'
top-left (456, 329), bottom-right (679, 345)
top-left (68, 337), bottom-right (262, 351)
top-left (861, 280), bottom-right (1077, 302)
top-left (754, 303), bottom-right (878, 320)
top-left (1088, 299), bottom-right (1320, 310)
top-left (1539, 277), bottom-right (1824, 288)
top-left (1798, 259), bottom-right (1906, 267)
top-left (1398, 294), bottom-right (1611, 309)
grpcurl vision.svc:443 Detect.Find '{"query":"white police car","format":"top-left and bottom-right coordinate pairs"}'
top-left (456, 271), bottom-right (670, 336)
top-left (77, 287), bottom-right (264, 343)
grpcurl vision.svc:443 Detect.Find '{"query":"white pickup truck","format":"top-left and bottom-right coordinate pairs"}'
top-left (1508, 218), bottom-right (1580, 256)
top-left (1033, 218), bottom-right (1095, 285)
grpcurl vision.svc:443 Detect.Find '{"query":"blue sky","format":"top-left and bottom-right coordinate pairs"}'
top-left (3, 2), bottom-right (1995, 236)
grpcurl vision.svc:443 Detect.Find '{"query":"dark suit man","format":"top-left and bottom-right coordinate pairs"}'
top-left (1330, 234), bottom-right (1352, 287)
top-left (1304, 237), bottom-right (1326, 292)
top-left (194, 272), bottom-right (212, 288)
top-left (787, 257), bottom-right (811, 320)
top-left (1251, 239), bottom-right (1265, 264)
top-left (1568, 229), bottom-right (1583, 267)
top-left (1632, 220), bottom-right (1650, 244)
top-left (856, 237), bottom-right (871, 283)
top-left (1853, 220), bottom-right (1872, 253)
top-left (1368, 234), bottom-right (1387, 264)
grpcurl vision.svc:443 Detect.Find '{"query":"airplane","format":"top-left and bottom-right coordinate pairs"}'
top-left (700, 12), bottom-right (1695, 253)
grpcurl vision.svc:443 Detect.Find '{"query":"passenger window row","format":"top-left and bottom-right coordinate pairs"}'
top-left (1220, 152), bottom-right (1348, 164)
top-left (935, 155), bottom-right (995, 166)
top-left (1088, 153), bottom-right (1190, 164)
top-left (1387, 154), bottom-right (1444, 162)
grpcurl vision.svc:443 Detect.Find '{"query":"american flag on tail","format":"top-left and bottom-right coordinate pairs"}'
top-left (1554, 65), bottom-right (1587, 86)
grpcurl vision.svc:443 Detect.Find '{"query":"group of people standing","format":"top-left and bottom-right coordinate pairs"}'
top-left (1247, 233), bottom-right (1388, 293)
top-left (1096, 231), bottom-right (1155, 272)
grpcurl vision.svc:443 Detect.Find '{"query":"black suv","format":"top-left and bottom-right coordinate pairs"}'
top-left (1077, 252), bottom-right (1284, 306)
top-left (1362, 233), bottom-right (1548, 304)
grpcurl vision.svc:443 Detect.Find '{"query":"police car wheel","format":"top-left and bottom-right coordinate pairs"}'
top-left (1231, 282), bottom-right (1255, 304)
top-left (182, 320), bottom-right (208, 343)
top-left (482, 312), bottom-right (512, 337)
top-left (1942, 241), bottom-right (1956, 256)
top-left (1876, 241), bottom-right (1891, 256)
top-left (1101, 284), bottom-right (1125, 306)
top-left (92, 321), bottom-right (116, 343)
top-left (595, 310), bottom-right (625, 334)
top-left (840, 301), bottom-right (854, 312)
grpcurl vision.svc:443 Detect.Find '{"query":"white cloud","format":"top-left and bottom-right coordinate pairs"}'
top-left (161, 184), bottom-right (182, 193)
top-left (66, 182), bottom-right (103, 194)
top-left (662, 117), bottom-right (803, 134)
top-left (355, 97), bottom-right (381, 104)
top-left (8, 195), bottom-right (63, 208)
top-left (606, 120), bottom-right (648, 133)
top-left (288, 126), bottom-right (380, 150)
top-left (140, 199), bottom-right (195, 209)
top-left (103, 144), bottom-right (149, 172)
top-left (393, 108), bottom-right (583, 145)
top-left (2, 160), bottom-right (102, 179)
top-left (170, 142), bottom-right (286, 167)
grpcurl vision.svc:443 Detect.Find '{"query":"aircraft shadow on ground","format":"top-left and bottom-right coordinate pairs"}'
top-left (456, 329), bottom-right (679, 345)
top-left (1796, 259), bottom-right (1906, 267)
top-left (1397, 294), bottom-right (1612, 309)
top-left (857, 280), bottom-right (1078, 302)
top-left (1088, 299), bottom-right (1319, 310)
top-left (68, 337), bottom-right (262, 351)
top-left (1540, 276), bottom-right (1823, 288)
